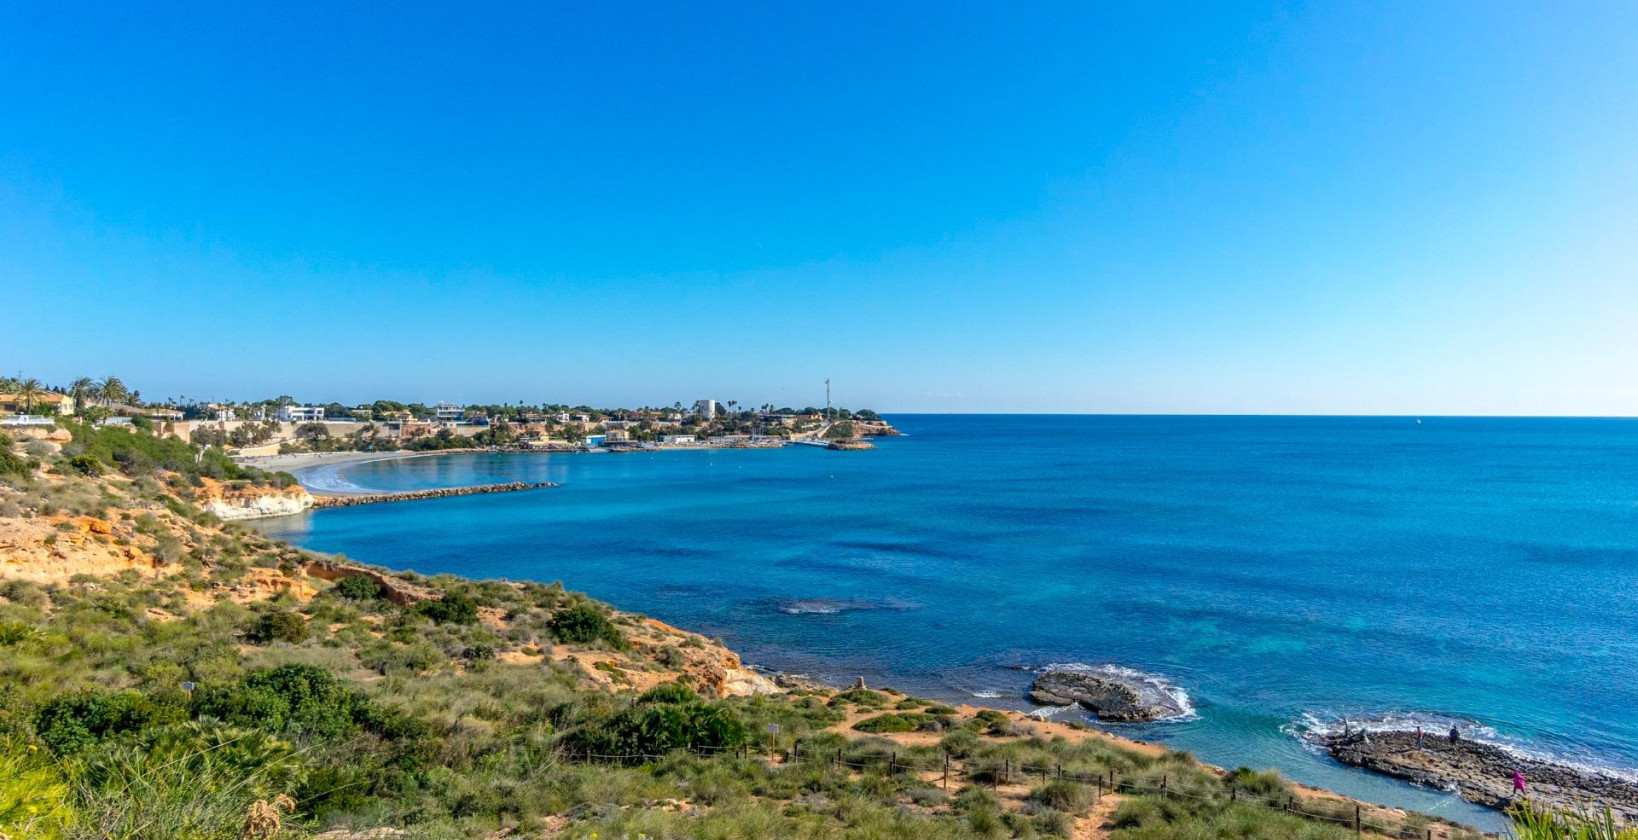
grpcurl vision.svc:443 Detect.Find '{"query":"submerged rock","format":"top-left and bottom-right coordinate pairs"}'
top-left (1027, 669), bottom-right (1186, 722)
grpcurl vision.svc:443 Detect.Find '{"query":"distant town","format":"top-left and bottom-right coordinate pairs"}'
top-left (0, 375), bottom-right (898, 456)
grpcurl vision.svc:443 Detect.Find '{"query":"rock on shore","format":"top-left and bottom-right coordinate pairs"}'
top-left (1320, 729), bottom-right (1638, 819)
top-left (1028, 669), bottom-right (1187, 722)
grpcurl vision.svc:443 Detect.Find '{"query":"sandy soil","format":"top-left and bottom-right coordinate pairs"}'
top-left (233, 450), bottom-right (460, 473)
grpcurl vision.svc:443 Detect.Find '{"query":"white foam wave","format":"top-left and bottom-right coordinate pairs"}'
top-left (1038, 662), bottom-right (1198, 722)
top-left (968, 690), bottom-right (1007, 699)
top-left (776, 597), bottom-right (917, 616)
top-left (294, 464), bottom-right (371, 494)
top-left (1288, 710), bottom-right (1638, 784)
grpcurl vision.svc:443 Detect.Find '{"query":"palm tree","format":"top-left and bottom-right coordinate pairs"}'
top-left (99, 375), bottom-right (128, 408)
top-left (18, 378), bottom-right (42, 414)
top-left (68, 377), bottom-right (94, 414)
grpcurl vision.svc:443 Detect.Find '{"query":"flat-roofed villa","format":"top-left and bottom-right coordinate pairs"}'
top-left (275, 405), bottom-right (325, 423)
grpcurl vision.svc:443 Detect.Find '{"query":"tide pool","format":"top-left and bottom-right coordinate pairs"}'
top-left (255, 415), bottom-right (1638, 830)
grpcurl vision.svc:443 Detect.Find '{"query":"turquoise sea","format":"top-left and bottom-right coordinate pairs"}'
top-left (256, 415), bottom-right (1638, 830)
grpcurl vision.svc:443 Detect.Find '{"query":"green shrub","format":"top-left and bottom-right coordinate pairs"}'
top-left (828, 688), bottom-right (889, 708)
top-left (549, 603), bottom-right (625, 647)
top-left (566, 685), bottom-right (748, 759)
top-left (35, 691), bottom-right (185, 755)
top-left (0, 447), bottom-right (31, 479)
top-left (0, 620), bottom-right (36, 645)
top-left (244, 610), bottom-right (309, 644)
top-left (334, 574), bottom-right (387, 601)
top-left (194, 664), bottom-right (402, 742)
top-left (640, 682), bottom-right (700, 705)
top-left (1031, 779), bottom-right (1095, 813)
top-left (417, 593), bottom-right (479, 625)
top-left (66, 454), bottom-right (104, 476)
top-left (853, 713), bottom-right (931, 733)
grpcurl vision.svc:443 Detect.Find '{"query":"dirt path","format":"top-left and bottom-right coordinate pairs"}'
top-left (1072, 792), bottom-right (1126, 839)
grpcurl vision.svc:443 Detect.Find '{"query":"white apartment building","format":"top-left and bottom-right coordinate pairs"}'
top-left (693, 399), bottom-right (718, 419)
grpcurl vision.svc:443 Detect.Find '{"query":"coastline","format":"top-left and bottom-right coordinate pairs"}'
top-left (243, 448), bottom-right (1630, 830)
top-left (0, 445), bottom-right (1519, 837)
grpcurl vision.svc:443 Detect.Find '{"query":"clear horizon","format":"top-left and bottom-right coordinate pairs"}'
top-left (4, 2), bottom-right (1635, 415)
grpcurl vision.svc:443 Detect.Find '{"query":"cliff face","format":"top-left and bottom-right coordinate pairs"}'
top-left (0, 513), bottom-right (167, 583)
top-left (195, 478), bottom-right (314, 520)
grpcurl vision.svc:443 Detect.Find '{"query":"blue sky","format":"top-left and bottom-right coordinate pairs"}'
top-left (3, 2), bottom-right (1635, 414)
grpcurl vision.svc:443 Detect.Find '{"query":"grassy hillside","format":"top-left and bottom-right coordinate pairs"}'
top-left (0, 427), bottom-right (1487, 840)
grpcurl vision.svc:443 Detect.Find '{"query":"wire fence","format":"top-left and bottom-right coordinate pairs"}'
top-left (561, 741), bottom-right (1471, 839)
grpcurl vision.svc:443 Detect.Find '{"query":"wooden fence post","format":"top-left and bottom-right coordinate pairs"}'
top-left (942, 753), bottom-right (949, 789)
top-left (1354, 803), bottom-right (1361, 835)
top-left (1162, 774), bottom-right (1168, 795)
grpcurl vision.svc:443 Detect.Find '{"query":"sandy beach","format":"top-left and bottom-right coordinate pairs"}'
top-left (235, 449), bottom-right (479, 475)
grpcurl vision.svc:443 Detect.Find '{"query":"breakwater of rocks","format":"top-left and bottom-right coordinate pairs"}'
top-left (1320, 729), bottom-right (1638, 819)
top-left (312, 481), bottom-right (555, 509)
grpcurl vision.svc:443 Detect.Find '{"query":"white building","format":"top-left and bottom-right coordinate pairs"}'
top-left (693, 399), bottom-right (718, 419)
top-left (659, 434), bottom-right (696, 445)
top-left (434, 402), bottom-right (464, 421)
top-left (275, 405), bottom-right (325, 423)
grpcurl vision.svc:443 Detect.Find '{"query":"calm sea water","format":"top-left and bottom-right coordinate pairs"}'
top-left (256, 415), bottom-right (1638, 830)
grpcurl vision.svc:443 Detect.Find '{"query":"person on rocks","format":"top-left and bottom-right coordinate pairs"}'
top-left (1415, 726), bottom-right (1424, 750)
top-left (1513, 770), bottom-right (1527, 797)
top-left (1448, 725), bottom-right (1460, 747)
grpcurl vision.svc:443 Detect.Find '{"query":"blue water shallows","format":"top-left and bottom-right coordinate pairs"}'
top-left (256, 416), bottom-right (1638, 830)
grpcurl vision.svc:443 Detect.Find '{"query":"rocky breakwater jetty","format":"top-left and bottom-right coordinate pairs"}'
top-left (1028, 669), bottom-right (1187, 722)
top-left (313, 481), bottom-right (555, 509)
top-left (1320, 729), bottom-right (1638, 819)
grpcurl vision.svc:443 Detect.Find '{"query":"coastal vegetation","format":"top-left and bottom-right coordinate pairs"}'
top-left (0, 419), bottom-right (1535, 840)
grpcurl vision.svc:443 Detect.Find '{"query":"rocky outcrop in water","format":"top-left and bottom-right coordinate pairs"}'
top-left (312, 482), bottom-right (554, 508)
top-left (1320, 729), bottom-right (1638, 819)
top-left (1028, 669), bottom-right (1186, 722)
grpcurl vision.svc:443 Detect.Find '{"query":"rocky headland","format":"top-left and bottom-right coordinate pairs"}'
top-left (1320, 729), bottom-right (1638, 820)
top-left (196, 477), bottom-right (315, 520)
top-left (1028, 668), bottom-right (1188, 722)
